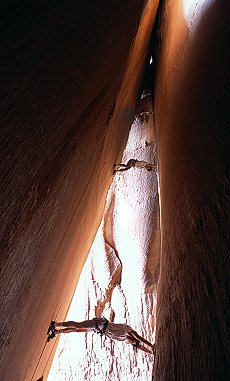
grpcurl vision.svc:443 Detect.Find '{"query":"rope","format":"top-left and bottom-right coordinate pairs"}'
top-left (30, 340), bottom-right (47, 381)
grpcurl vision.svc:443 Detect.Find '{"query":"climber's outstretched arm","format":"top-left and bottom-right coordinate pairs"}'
top-left (129, 330), bottom-right (153, 348)
top-left (137, 343), bottom-right (153, 354)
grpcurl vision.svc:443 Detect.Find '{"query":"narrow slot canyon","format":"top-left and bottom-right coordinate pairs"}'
top-left (47, 90), bottom-right (159, 381)
top-left (1, 1), bottom-right (230, 381)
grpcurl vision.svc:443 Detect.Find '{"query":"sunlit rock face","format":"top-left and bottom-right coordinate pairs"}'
top-left (0, 1), bottom-right (160, 380)
top-left (47, 94), bottom-right (160, 381)
top-left (154, 1), bottom-right (230, 380)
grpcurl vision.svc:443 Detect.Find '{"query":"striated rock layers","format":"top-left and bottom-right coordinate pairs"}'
top-left (154, 1), bottom-right (230, 380)
top-left (47, 94), bottom-right (160, 381)
top-left (2, 0), bottom-right (229, 380)
top-left (0, 1), bottom-right (159, 380)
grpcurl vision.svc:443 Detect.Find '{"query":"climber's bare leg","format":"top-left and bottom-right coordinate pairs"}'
top-left (54, 320), bottom-right (95, 330)
top-left (54, 327), bottom-right (90, 335)
top-left (113, 164), bottom-right (129, 172)
top-left (115, 167), bottom-right (130, 172)
top-left (114, 164), bottom-right (127, 168)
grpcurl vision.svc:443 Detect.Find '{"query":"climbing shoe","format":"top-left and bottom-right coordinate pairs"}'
top-left (47, 331), bottom-right (56, 342)
top-left (47, 320), bottom-right (56, 335)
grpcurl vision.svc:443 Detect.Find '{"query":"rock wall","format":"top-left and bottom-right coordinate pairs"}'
top-left (0, 1), bottom-right (159, 380)
top-left (154, 1), bottom-right (230, 380)
top-left (2, 0), bottom-right (228, 379)
top-left (47, 94), bottom-right (160, 381)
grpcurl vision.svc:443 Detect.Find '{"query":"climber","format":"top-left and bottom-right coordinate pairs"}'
top-left (47, 317), bottom-right (154, 355)
top-left (134, 108), bottom-right (154, 123)
top-left (113, 159), bottom-right (155, 174)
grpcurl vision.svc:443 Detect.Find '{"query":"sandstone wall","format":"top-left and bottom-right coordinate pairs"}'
top-left (47, 94), bottom-right (159, 381)
top-left (154, 1), bottom-right (230, 380)
top-left (0, 1), bottom-right (159, 380)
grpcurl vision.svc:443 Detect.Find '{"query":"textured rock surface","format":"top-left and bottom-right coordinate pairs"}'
top-left (154, 1), bottom-right (230, 380)
top-left (1, 0), bottom-right (230, 380)
top-left (0, 1), bottom-right (159, 380)
top-left (47, 95), bottom-right (160, 380)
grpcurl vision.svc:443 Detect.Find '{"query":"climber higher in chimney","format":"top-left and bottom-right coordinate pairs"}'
top-left (113, 159), bottom-right (155, 174)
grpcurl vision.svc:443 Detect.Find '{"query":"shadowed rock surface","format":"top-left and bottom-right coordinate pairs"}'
top-left (1, 0), bottom-right (230, 380)
top-left (0, 0), bottom-right (159, 380)
top-left (154, 1), bottom-right (230, 380)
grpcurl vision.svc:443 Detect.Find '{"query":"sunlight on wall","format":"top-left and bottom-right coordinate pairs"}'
top-left (47, 93), bottom-right (158, 381)
top-left (182, 0), bottom-right (215, 26)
